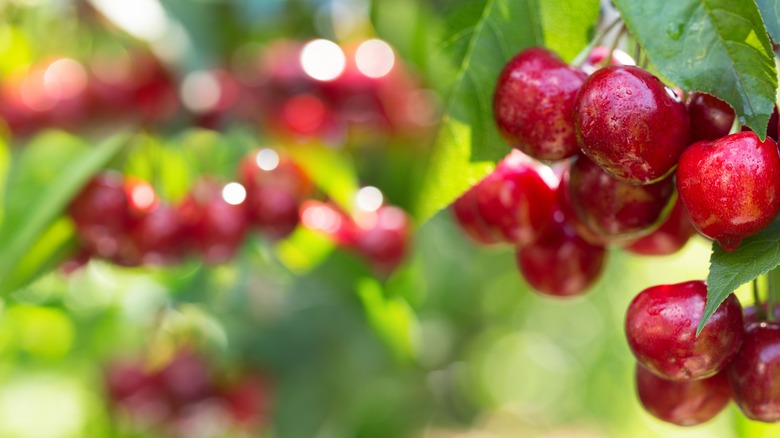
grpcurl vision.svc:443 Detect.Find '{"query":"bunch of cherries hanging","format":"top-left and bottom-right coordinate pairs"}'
top-left (66, 147), bottom-right (410, 277)
top-left (452, 43), bottom-right (780, 425)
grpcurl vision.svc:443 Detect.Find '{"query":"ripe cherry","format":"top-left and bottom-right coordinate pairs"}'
top-left (178, 179), bottom-right (248, 264)
top-left (567, 155), bottom-right (675, 240)
top-left (582, 46), bottom-right (635, 74)
top-left (350, 205), bottom-right (410, 276)
top-left (624, 198), bottom-right (696, 256)
top-left (475, 151), bottom-right (556, 246)
top-left (635, 363), bottom-right (730, 426)
top-left (677, 131), bottom-right (780, 251)
top-left (516, 210), bottom-right (606, 297)
top-left (574, 65), bottom-right (690, 184)
top-left (124, 203), bottom-right (186, 266)
top-left (686, 92), bottom-right (735, 142)
top-left (625, 280), bottom-right (743, 381)
top-left (157, 349), bottom-right (214, 407)
top-left (728, 322), bottom-right (780, 422)
top-left (555, 168), bottom-right (615, 245)
top-left (452, 184), bottom-right (501, 245)
top-left (493, 47), bottom-right (587, 160)
top-left (68, 171), bottom-right (133, 259)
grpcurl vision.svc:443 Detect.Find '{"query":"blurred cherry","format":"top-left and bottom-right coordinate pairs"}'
top-left (624, 197), bottom-right (696, 256)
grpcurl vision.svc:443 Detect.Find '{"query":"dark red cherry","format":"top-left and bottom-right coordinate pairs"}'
top-left (574, 65), bottom-right (690, 184)
top-left (728, 322), bottom-right (780, 422)
top-left (568, 155), bottom-right (675, 240)
top-left (555, 168), bottom-right (616, 245)
top-left (221, 373), bottom-right (273, 427)
top-left (475, 151), bottom-right (556, 246)
top-left (624, 197), bottom-right (696, 256)
top-left (178, 179), bottom-right (248, 264)
top-left (452, 184), bottom-right (501, 245)
top-left (677, 132), bottom-right (780, 251)
top-left (125, 203), bottom-right (186, 266)
top-left (625, 280), bottom-right (744, 381)
top-left (686, 92), bottom-right (735, 142)
top-left (743, 303), bottom-right (780, 326)
top-left (68, 171), bottom-right (133, 259)
top-left (516, 210), bottom-right (606, 297)
top-left (493, 47), bottom-right (587, 160)
top-left (635, 363), bottom-right (730, 426)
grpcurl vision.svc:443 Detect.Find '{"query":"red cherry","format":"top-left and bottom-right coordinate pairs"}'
top-left (582, 46), bottom-right (636, 74)
top-left (635, 363), bottom-right (730, 426)
top-left (156, 349), bottom-right (214, 407)
top-left (728, 322), bottom-right (780, 422)
top-left (574, 65), bottom-right (690, 184)
top-left (68, 171), bottom-right (134, 259)
top-left (625, 280), bottom-right (744, 381)
top-left (178, 180), bottom-right (248, 264)
top-left (220, 374), bottom-right (273, 428)
top-left (475, 151), bottom-right (556, 246)
top-left (299, 200), bottom-right (356, 246)
top-left (743, 303), bottom-right (780, 326)
top-left (493, 47), bottom-right (587, 160)
top-left (126, 203), bottom-right (186, 266)
top-left (686, 92), bottom-right (735, 142)
top-left (567, 155), bottom-right (675, 240)
top-left (624, 197), bottom-right (696, 256)
top-left (516, 210), bottom-right (606, 297)
top-left (350, 205), bottom-right (410, 276)
top-left (555, 168), bottom-right (616, 245)
top-left (742, 105), bottom-right (779, 142)
top-left (451, 184), bottom-right (501, 245)
top-left (677, 132), bottom-right (780, 251)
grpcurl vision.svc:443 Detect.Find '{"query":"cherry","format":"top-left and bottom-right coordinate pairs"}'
top-left (350, 205), bottom-right (410, 276)
top-left (742, 105), bottom-right (779, 142)
top-left (555, 168), bottom-right (616, 245)
top-left (677, 131), bottom-right (780, 251)
top-left (475, 151), bottom-right (556, 246)
top-left (240, 148), bottom-right (312, 240)
top-left (728, 322), bottom-right (780, 422)
top-left (68, 171), bottom-right (134, 259)
top-left (624, 197), bottom-right (696, 256)
top-left (635, 363), bottom-right (730, 426)
top-left (178, 179), bottom-right (248, 264)
top-left (157, 349), bottom-right (214, 407)
top-left (125, 203), bottom-right (186, 266)
top-left (516, 210), bottom-right (606, 297)
top-left (452, 184), bottom-right (501, 245)
top-left (493, 47), bottom-right (587, 160)
top-left (573, 65), bottom-right (690, 184)
top-left (220, 373), bottom-right (273, 428)
top-left (299, 200), bottom-right (356, 246)
top-left (743, 303), bottom-right (780, 326)
top-left (686, 92), bottom-right (735, 142)
top-left (625, 280), bottom-right (743, 381)
top-left (567, 155), bottom-right (675, 240)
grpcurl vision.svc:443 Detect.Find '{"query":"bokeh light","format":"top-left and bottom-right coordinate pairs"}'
top-left (300, 39), bottom-right (346, 81)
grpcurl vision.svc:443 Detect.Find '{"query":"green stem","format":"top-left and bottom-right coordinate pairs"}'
top-left (753, 277), bottom-right (766, 321)
top-left (572, 16), bottom-right (623, 67)
top-left (769, 268), bottom-right (780, 322)
top-left (600, 25), bottom-right (627, 69)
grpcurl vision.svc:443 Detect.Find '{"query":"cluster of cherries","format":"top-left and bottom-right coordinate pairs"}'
top-left (66, 147), bottom-right (410, 275)
top-left (451, 42), bottom-right (780, 424)
top-left (104, 348), bottom-right (271, 437)
top-left (0, 38), bottom-right (434, 140)
top-left (627, 280), bottom-right (780, 426)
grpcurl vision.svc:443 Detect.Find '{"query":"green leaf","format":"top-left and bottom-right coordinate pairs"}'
top-left (414, 0), bottom-right (598, 223)
top-left (613, 0), bottom-right (778, 139)
top-left (0, 131), bottom-right (129, 294)
top-left (756, 0), bottom-right (780, 42)
top-left (356, 277), bottom-right (420, 363)
top-left (700, 218), bottom-right (780, 334)
top-left (286, 143), bottom-right (359, 212)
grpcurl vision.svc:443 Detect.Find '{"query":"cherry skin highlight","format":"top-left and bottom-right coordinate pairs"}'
top-left (573, 65), bottom-right (690, 184)
top-left (624, 197), bottom-right (696, 256)
top-left (625, 280), bottom-right (743, 381)
top-left (635, 363), bottom-right (731, 426)
top-left (493, 47), bottom-right (587, 160)
top-left (728, 322), bottom-right (780, 422)
top-left (567, 155), bottom-right (675, 240)
top-left (677, 131), bottom-right (780, 252)
top-left (516, 209), bottom-right (606, 297)
top-left (475, 151), bottom-right (556, 246)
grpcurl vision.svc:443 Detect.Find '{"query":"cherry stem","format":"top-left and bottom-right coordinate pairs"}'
top-left (601, 25), bottom-right (627, 69)
top-left (572, 15), bottom-right (623, 67)
top-left (753, 277), bottom-right (767, 321)
top-left (769, 268), bottom-right (780, 322)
